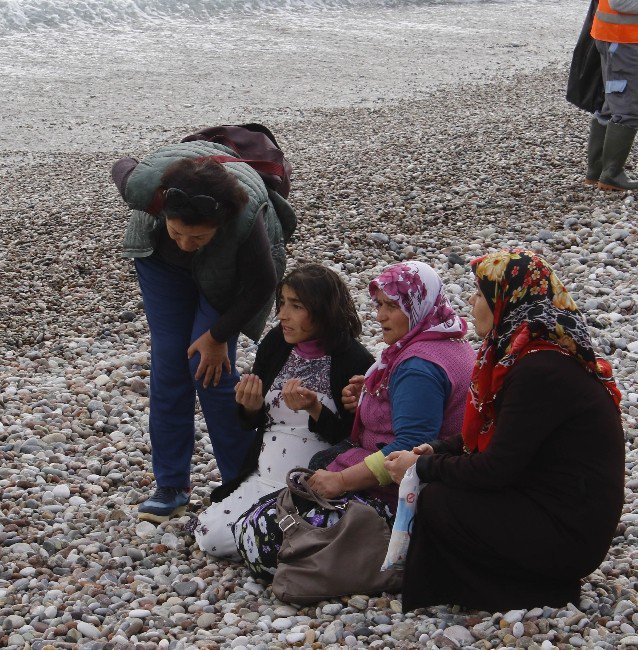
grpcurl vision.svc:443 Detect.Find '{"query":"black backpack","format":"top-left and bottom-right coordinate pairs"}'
top-left (566, 0), bottom-right (605, 114)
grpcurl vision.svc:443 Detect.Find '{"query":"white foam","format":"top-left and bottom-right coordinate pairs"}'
top-left (0, 0), bottom-right (519, 33)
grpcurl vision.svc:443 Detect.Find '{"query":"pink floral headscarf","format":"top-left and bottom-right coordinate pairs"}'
top-left (365, 261), bottom-right (467, 395)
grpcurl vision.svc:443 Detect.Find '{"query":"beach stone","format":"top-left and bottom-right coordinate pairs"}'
top-left (231, 636), bottom-right (250, 647)
top-left (448, 252), bottom-right (466, 266)
top-left (52, 484), bottom-right (71, 499)
top-left (273, 605), bottom-right (297, 617)
top-left (348, 595), bottom-right (368, 610)
top-left (174, 581), bottom-right (198, 597)
top-left (8, 543), bottom-right (34, 556)
top-left (42, 432), bottom-right (67, 444)
top-left (77, 621), bottom-right (102, 639)
top-left (444, 625), bottom-right (475, 645)
top-left (5, 615), bottom-right (26, 628)
top-left (354, 626), bottom-right (374, 637)
top-left (271, 618), bottom-right (293, 631)
top-left (126, 547), bottom-right (145, 561)
top-left (223, 613), bottom-right (240, 626)
top-left (392, 622), bottom-right (415, 640)
top-left (197, 613), bottom-right (216, 629)
top-left (122, 618), bottom-right (144, 636)
top-left (8, 634), bottom-right (26, 647)
top-left (322, 621), bottom-right (343, 644)
top-left (503, 609), bottom-right (527, 624)
top-left (136, 522), bottom-right (157, 538)
top-left (244, 582), bottom-right (264, 596)
top-left (161, 532), bottom-right (179, 549)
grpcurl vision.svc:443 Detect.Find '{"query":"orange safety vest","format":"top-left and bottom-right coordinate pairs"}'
top-left (591, 0), bottom-right (638, 43)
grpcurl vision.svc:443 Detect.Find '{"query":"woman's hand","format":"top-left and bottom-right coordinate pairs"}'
top-left (307, 469), bottom-right (347, 499)
top-left (342, 375), bottom-right (365, 413)
top-left (412, 443), bottom-right (434, 456)
top-left (235, 374), bottom-right (264, 414)
top-left (187, 331), bottom-right (230, 388)
top-left (384, 450), bottom-right (420, 485)
top-left (281, 379), bottom-right (321, 420)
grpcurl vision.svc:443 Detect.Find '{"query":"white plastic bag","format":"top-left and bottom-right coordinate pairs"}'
top-left (381, 464), bottom-right (424, 571)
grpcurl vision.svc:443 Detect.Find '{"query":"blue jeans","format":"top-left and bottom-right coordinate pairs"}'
top-left (135, 256), bottom-right (255, 486)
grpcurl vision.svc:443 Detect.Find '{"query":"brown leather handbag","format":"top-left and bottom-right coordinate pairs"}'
top-left (271, 468), bottom-right (402, 605)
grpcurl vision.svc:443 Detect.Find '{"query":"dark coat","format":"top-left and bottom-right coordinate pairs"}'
top-left (403, 351), bottom-right (625, 612)
top-left (210, 326), bottom-right (374, 501)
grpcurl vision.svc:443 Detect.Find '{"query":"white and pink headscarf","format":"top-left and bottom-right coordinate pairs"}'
top-left (364, 261), bottom-right (467, 395)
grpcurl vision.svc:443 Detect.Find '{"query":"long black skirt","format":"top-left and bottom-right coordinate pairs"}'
top-left (402, 483), bottom-right (605, 613)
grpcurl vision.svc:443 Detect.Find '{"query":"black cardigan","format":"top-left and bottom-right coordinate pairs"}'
top-left (210, 326), bottom-right (374, 501)
top-left (417, 351), bottom-right (625, 555)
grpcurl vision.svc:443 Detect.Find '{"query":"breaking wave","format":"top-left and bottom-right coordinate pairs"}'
top-left (0, 0), bottom-right (494, 33)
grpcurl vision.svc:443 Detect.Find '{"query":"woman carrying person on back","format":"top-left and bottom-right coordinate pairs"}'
top-left (385, 249), bottom-right (625, 612)
top-left (111, 129), bottom-right (295, 522)
top-left (234, 261), bottom-right (476, 579)
top-left (191, 264), bottom-right (374, 557)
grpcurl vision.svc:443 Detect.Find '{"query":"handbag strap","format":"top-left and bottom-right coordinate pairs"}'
top-left (285, 467), bottom-right (344, 511)
top-left (275, 467), bottom-right (347, 534)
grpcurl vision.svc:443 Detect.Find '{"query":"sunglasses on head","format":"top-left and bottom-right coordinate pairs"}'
top-left (164, 187), bottom-right (220, 214)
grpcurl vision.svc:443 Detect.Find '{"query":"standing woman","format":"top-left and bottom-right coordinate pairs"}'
top-left (386, 250), bottom-right (624, 612)
top-left (111, 139), bottom-right (294, 521)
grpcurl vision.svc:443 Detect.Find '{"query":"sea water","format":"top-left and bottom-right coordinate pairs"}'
top-left (1, 0), bottom-right (585, 152)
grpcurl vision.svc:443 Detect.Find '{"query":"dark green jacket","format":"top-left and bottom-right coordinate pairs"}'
top-left (121, 141), bottom-right (296, 341)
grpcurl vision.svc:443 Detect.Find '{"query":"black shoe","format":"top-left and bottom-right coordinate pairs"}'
top-left (138, 487), bottom-right (189, 523)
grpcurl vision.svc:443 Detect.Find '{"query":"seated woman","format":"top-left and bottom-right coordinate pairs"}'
top-left (234, 261), bottom-right (476, 578)
top-left (385, 249), bottom-right (625, 612)
top-left (192, 264), bottom-right (374, 557)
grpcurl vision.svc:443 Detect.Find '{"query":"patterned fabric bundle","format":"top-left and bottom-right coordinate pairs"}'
top-left (462, 249), bottom-right (621, 452)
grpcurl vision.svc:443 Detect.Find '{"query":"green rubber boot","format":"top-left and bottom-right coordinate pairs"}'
top-left (585, 117), bottom-right (606, 185)
top-left (598, 122), bottom-right (638, 191)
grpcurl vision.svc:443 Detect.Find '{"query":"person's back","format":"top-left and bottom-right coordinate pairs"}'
top-left (498, 351), bottom-right (624, 560)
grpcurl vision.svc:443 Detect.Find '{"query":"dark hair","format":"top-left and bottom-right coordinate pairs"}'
top-left (276, 264), bottom-right (362, 352)
top-left (159, 157), bottom-right (248, 227)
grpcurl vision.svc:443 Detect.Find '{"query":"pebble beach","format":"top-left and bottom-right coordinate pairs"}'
top-left (2, 1), bottom-right (638, 648)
